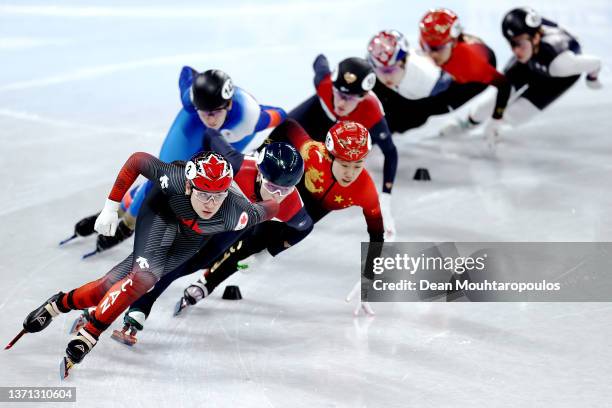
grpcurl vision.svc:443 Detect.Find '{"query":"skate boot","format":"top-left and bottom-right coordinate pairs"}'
top-left (23, 292), bottom-right (68, 333)
top-left (111, 309), bottom-right (145, 346)
top-left (175, 278), bottom-right (209, 316)
top-left (75, 213), bottom-right (100, 237)
top-left (66, 327), bottom-right (98, 364)
top-left (83, 220), bottom-right (135, 258)
top-left (96, 220), bottom-right (134, 253)
top-left (59, 213), bottom-right (100, 245)
top-left (61, 327), bottom-right (98, 378)
top-left (6, 292), bottom-right (69, 350)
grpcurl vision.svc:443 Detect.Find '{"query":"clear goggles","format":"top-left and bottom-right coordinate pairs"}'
top-left (192, 188), bottom-right (228, 204)
top-left (261, 178), bottom-right (294, 197)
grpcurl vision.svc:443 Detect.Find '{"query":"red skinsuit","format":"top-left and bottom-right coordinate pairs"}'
top-left (316, 74), bottom-right (384, 128)
top-left (285, 121), bottom-right (384, 239)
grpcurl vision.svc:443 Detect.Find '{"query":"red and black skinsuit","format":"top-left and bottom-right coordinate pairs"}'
top-left (57, 152), bottom-right (278, 339)
top-left (126, 150), bottom-right (313, 317)
top-left (186, 119), bottom-right (386, 294)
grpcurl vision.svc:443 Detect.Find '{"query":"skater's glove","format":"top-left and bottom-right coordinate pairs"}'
top-left (238, 250), bottom-right (273, 274)
top-left (94, 199), bottom-right (120, 236)
top-left (379, 192), bottom-right (396, 242)
top-left (345, 279), bottom-right (376, 317)
top-left (586, 72), bottom-right (603, 90)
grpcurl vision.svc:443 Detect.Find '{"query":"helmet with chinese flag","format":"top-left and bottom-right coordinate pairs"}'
top-left (419, 8), bottom-right (462, 50)
top-left (325, 121), bottom-right (371, 162)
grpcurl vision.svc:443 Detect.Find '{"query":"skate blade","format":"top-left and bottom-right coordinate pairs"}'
top-left (173, 298), bottom-right (188, 317)
top-left (60, 356), bottom-right (74, 380)
top-left (81, 249), bottom-right (99, 259)
top-left (59, 234), bottom-right (78, 246)
top-left (5, 329), bottom-right (27, 350)
top-left (111, 330), bottom-right (137, 346)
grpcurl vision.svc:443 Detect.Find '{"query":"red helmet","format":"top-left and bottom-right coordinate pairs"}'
top-left (367, 30), bottom-right (409, 68)
top-left (419, 8), bottom-right (462, 49)
top-left (185, 151), bottom-right (233, 192)
top-left (325, 121), bottom-right (371, 162)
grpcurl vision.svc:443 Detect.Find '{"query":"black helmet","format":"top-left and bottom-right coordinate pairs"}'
top-left (257, 142), bottom-right (304, 187)
top-left (332, 57), bottom-right (376, 96)
top-left (502, 7), bottom-right (542, 41)
top-left (191, 69), bottom-right (234, 111)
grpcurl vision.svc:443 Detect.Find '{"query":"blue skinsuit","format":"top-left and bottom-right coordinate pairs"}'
top-left (123, 66), bottom-right (286, 216)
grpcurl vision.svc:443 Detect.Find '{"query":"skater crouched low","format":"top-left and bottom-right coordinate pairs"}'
top-left (14, 149), bottom-right (278, 377)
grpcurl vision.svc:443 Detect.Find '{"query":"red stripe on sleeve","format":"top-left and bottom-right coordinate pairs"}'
top-left (108, 152), bottom-right (155, 202)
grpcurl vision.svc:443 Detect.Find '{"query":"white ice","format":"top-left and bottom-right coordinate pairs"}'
top-left (1, 1), bottom-right (611, 407)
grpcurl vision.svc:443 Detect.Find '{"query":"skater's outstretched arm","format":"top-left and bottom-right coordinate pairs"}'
top-left (178, 65), bottom-right (198, 112)
top-left (548, 51), bottom-right (601, 78)
top-left (107, 152), bottom-right (176, 203)
top-left (204, 128), bottom-right (245, 172)
top-left (95, 153), bottom-right (177, 236)
top-left (356, 173), bottom-right (384, 244)
top-left (281, 118), bottom-right (314, 151)
top-left (313, 54), bottom-right (331, 88)
top-left (254, 105), bottom-right (287, 131)
top-left (368, 118), bottom-right (397, 194)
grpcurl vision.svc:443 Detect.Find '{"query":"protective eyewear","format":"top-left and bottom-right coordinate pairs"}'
top-left (261, 178), bottom-right (294, 196)
top-left (192, 189), bottom-right (228, 204)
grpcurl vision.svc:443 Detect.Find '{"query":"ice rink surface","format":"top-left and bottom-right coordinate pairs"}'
top-left (1, 1), bottom-right (611, 407)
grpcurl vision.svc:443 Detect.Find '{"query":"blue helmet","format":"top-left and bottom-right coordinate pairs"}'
top-left (257, 142), bottom-right (304, 187)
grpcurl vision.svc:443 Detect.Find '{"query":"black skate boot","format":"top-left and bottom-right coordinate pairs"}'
top-left (23, 292), bottom-right (68, 333)
top-left (6, 292), bottom-right (69, 350)
top-left (82, 220), bottom-right (135, 259)
top-left (75, 213), bottom-right (100, 237)
top-left (59, 213), bottom-right (100, 245)
top-left (66, 327), bottom-right (98, 363)
top-left (111, 308), bottom-right (145, 346)
top-left (96, 220), bottom-right (134, 252)
top-left (61, 327), bottom-right (98, 379)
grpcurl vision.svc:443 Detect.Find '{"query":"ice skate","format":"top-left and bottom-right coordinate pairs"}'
top-left (59, 213), bottom-right (100, 246)
top-left (61, 327), bottom-right (98, 379)
top-left (111, 309), bottom-right (145, 346)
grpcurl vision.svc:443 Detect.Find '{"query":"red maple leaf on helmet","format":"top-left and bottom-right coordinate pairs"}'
top-left (200, 154), bottom-right (228, 180)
